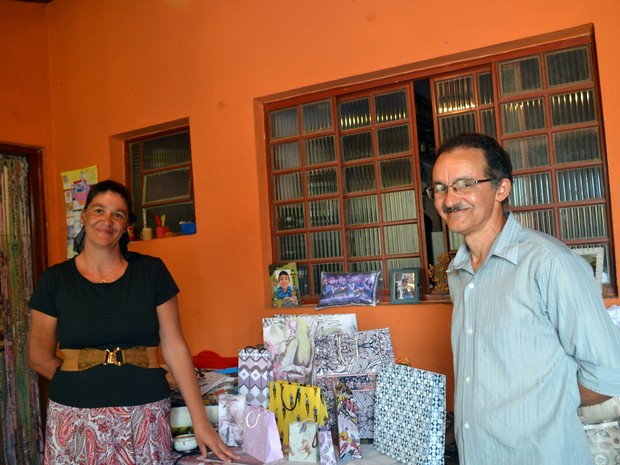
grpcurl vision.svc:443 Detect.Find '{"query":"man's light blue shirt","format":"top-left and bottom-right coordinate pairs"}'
top-left (448, 213), bottom-right (620, 465)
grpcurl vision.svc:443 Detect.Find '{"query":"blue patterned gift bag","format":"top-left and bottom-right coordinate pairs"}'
top-left (374, 364), bottom-right (446, 465)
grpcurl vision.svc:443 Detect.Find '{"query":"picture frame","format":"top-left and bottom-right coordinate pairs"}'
top-left (573, 247), bottom-right (605, 288)
top-left (269, 262), bottom-right (301, 308)
top-left (390, 268), bottom-right (420, 304)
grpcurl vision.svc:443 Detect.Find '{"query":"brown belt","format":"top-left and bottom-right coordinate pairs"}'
top-left (60, 346), bottom-right (160, 371)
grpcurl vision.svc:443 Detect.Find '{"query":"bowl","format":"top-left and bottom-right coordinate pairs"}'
top-left (173, 434), bottom-right (197, 452)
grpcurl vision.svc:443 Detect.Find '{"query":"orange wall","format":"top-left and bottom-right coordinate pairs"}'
top-left (3, 0), bottom-right (620, 409)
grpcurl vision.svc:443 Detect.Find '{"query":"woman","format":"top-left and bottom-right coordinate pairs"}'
top-left (28, 180), bottom-right (238, 465)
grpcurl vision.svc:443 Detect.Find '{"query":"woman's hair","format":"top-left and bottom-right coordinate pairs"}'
top-left (73, 179), bottom-right (136, 256)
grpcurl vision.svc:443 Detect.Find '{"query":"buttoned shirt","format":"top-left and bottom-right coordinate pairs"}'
top-left (449, 213), bottom-right (620, 465)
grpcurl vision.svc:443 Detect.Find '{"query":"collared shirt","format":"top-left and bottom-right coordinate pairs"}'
top-left (449, 213), bottom-right (620, 465)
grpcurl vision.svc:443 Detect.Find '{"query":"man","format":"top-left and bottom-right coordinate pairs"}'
top-left (427, 133), bottom-right (620, 465)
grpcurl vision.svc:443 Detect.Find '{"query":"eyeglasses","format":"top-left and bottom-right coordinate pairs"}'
top-left (425, 178), bottom-right (493, 200)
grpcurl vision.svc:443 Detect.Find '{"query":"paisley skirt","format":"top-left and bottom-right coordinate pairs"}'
top-left (44, 399), bottom-right (173, 465)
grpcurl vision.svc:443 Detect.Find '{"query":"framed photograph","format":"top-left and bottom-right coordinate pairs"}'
top-left (573, 247), bottom-right (605, 288)
top-left (269, 262), bottom-right (301, 308)
top-left (390, 268), bottom-right (420, 304)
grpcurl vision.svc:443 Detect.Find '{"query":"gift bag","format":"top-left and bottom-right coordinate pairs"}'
top-left (320, 373), bottom-right (377, 439)
top-left (289, 420), bottom-right (319, 463)
top-left (262, 313), bottom-right (357, 385)
top-left (238, 346), bottom-right (274, 408)
top-left (242, 406), bottom-right (284, 463)
top-left (318, 425), bottom-right (337, 465)
top-left (336, 384), bottom-right (362, 460)
top-left (315, 328), bottom-right (394, 438)
top-left (267, 380), bottom-right (329, 446)
top-left (218, 393), bottom-right (246, 447)
top-left (583, 418), bottom-right (620, 464)
top-left (374, 364), bottom-right (446, 465)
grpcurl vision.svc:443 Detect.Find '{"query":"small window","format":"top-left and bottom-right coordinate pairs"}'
top-left (125, 127), bottom-right (195, 234)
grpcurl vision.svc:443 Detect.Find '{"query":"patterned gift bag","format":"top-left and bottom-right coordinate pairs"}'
top-left (318, 425), bottom-right (338, 465)
top-left (374, 364), bottom-right (446, 465)
top-left (583, 418), bottom-right (620, 463)
top-left (289, 420), bottom-right (319, 463)
top-left (218, 393), bottom-right (247, 447)
top-left (238, 346), bottom-right (274, 408)
top-left (315, 328), bottom-right (394, 438)
top-left (267, 380), bottom-right (329, 446)
top-left (262, 313), bottom-right (357, 385)
top-left (320, 373), bottom-right (377, 439)
top-left (335, 384), bottom-right (362, 460)
top-left (242, 406), bottom-right (284, 462)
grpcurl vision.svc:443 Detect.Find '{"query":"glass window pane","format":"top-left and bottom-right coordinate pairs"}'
top-left (435, 76), bottom-right (475, 114)
top-left (348, 227), bottom-right (381, 257)
top-left (302, 100), bottom-right (333, 133)
top-left (510, 173), bottom-right (552, 207)
top-left (505, 135), bottom-right (549, 169)
top-left (142, 131), bottom-right (191, 169)
top-left (550, 90), bottom-right (596, 126)
top-left (344, 164), bottom-right (376, 193)
top-left (553, 128), bottom-right (600, 164)
top-left (277, 233), bottom-right (307, 261)
top-left (275, 203), bottom-right (305, 231)
top-left (374, 90), bottom-right (408, 123)
top-left (380, 158), bottom-right (413, 189)
top-left (271, 142), bottom-right (301, 171)
top-left (499, 56), bottom-right (541, 97)
top-left (381, 190), bottom-right (417, 222)
top-left (349, 260), bottom-right (383, 272)
top-left (512, 209), bottom-right (555, 236)
top-left (307, 167), bottom-right (339, 197)
top-left (297, 264), bottom-right (310, 296)
top-left (386, 257), bottom-right (420, 272)
top-left (144, 202), bottom-right (193, 234)
top-left (305, 136), bottom-right (335, 165)
top-left (546, 47), bottom-right (591, 87)
top-left (377, 125), bottom-right (410, 156)
top-left (559, 205), bottom-right (606, 240)
top-left (273, 172), bottom-right (303, 201)
top-left (556, 166), bottom-right (603, 202)
top-left (311, 230), bottom-right (342, 259)
top-left (384, 223), bottom-right (419, 254)
top-left (309, 199), bottom-right (340, 227)
top-left (501, 98), bottom-right (545, 134)
top-left (143, 168), bottom-right (191, 205)
top-left (347, 195), bottom-right (378, 225)
top-left (313, 263), bottom-right (345, 295)
top-left (270, 107), bottom-right (298, 139)
top-left (571, 243), bottom-right (610, 285)
top-left (480, 109), bottom-right (496, 139)
top-left (449, 230), bottom-right (464, 251)
top-left (341, 131), bottom-right (373, 161)
top-left (339, 98), bottom-right (371, 130)
top-left (439, 112), bottom-right (477, 142)
top-left (478, 72), bottom-right (494, 106)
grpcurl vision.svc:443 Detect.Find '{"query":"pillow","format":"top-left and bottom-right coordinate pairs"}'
top-left (316, 271), bottom-right (382, 309)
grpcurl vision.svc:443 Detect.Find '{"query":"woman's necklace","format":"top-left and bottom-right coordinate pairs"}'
top-left (81, 256), bottom-right (125, 283)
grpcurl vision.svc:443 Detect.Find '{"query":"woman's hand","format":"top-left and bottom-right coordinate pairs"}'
top-left (193, 423), bottom-right (240, 462)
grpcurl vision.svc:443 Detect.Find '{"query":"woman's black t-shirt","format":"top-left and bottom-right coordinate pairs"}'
top-left (28, 252), bottom-right (179, 408)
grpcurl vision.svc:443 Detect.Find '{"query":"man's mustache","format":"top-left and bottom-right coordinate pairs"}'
top-left (443, 203), bottom-right (467, 214)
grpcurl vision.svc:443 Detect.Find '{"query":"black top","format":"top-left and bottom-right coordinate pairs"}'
top-left (28, 252), bottom-right (179, 408)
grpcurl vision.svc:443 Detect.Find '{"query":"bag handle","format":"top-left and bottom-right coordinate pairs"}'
top-left (280, 383), bottom-right (302, 411)
top-left (245, 409), bottom-right (261, 429)
top-left (337, 333), bottom-right (360, 367)
top-left (241, 345), bottom-right (268, 353)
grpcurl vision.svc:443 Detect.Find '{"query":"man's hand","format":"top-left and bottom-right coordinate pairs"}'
top-left (579, 382), bottom-right (611, 407)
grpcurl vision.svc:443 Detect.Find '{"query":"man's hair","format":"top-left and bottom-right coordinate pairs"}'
top-left (436, 133), bottom-right (513, 186)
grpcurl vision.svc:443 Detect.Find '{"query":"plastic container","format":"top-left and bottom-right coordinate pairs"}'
top-left (179, 221), bottom-right (196, 235)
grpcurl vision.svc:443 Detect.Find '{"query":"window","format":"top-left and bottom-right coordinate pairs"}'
top-left (125, 126), bottom-right (195, 234)
top-left (264, 27), bottom-right (615, 300)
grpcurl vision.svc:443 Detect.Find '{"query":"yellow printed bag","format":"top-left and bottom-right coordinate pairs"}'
top-left (267, 380), bottom-right (328, 446)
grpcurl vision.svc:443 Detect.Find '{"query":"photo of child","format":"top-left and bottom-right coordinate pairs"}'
top-left (269, 262), bottom-right (301, 308)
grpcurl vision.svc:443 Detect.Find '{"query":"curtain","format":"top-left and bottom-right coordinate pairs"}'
top-left (0, 155), bottom-right (43, 465)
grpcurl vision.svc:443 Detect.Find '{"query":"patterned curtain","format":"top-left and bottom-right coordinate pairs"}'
top-left (0, 155), bottom-right (43, 465)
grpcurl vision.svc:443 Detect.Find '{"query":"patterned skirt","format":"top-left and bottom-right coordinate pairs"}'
top-left (44, 399), bottom-right (173, 465)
